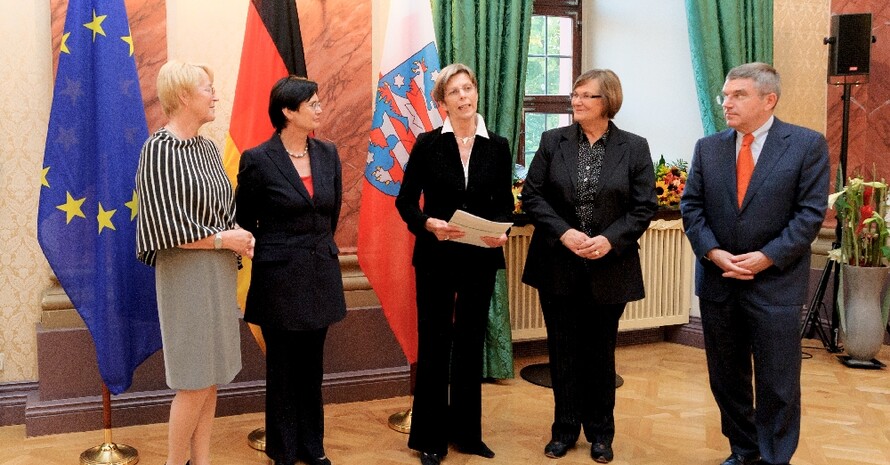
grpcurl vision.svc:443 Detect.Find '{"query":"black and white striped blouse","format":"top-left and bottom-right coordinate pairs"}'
top-left (135, 127), bottom-right (236, 266)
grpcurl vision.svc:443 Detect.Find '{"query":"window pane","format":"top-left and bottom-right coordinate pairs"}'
top-left (546, 16), bottom-right (566, 55)
top-left (524, 113), bottom-right (545, 157)
top-left (558, 57), bottom-right (573, 94)
top-left (546, 57), bottom-right (561, 94)
top-left (557, 17), bottom-right (574, 56)
top-left (526, 57), bottom-right (546, 95)
top-left (528, 16), bottom-right (545, 55)
top-left (527, 15), bottom-right (574, 97)
top-left (523, 112), bottom-right (573, 167)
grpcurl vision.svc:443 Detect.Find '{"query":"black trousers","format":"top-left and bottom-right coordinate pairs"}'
top-left (700, 297), bottom-right (801, 465)
top-left (539, 289), bottom-right (625, 445)
top-left (262, 326), bottom-right (328, 464)
top-left (407, 264), bottom-right (497, 456)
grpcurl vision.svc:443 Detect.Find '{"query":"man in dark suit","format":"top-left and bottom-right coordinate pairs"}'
top-left (681, 62), bottom-right (829, 465)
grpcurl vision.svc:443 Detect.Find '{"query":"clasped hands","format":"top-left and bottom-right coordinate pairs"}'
top-left (560, 228), bottom-right (610, 260)
top-left (223, 226), bottom-right (255, 259)
top-left (706, 248), bottom-right (773, 280)
top-left (424, 217), bottom-right (507, 248)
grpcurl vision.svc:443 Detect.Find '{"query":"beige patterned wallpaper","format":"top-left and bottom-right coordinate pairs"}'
top-left (0, 1), bottom-right (54, 383)
top-left (0, 2), bottom-right (248, 385)
top-left (774, 0), bottom-right (831, 133)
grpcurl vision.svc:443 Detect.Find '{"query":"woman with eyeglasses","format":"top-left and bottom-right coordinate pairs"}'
top-left (395, 63), bottom-right (514, 465)
top-left (521, 69), bottom-right (656, 463)
top-left (235, 76), bottom-right (345, 465)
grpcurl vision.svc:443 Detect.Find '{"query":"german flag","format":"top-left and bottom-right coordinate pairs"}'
top-left (223, 0), bottom-right (307, 350)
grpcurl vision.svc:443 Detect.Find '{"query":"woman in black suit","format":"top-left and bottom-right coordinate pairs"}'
top-left (521, 69), bottom-right (657, 463)
top-left (395, 63), bottom-right (514, 465)
top-left (235, 76), bottom-right (345, 465)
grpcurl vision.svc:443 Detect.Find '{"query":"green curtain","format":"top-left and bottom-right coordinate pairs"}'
top-left (431, 0), bottom-right (533, 379)
top-left (685, 0), bottom-right (773, 135)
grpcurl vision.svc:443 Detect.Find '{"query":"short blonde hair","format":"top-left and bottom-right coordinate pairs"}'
top-left (432, 63), bottom-right (478, 104)
top-left (573, 69), bottom-right (623, 120)
top-left (156, 60), bottom-right (214, 117)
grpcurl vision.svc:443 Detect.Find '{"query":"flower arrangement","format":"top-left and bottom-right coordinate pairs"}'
top-left (828, 176), bottom-right (890, 267)
top-left (512, 178), bottom-right (525, 214)
top-left (654, 156), bottom-right (687, 209)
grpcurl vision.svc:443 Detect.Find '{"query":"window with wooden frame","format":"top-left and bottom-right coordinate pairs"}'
top-left (520, 0), bottom-right (582, 168)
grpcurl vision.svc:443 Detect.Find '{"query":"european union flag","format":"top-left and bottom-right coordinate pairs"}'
top-left (37, 0), bottom-right (161, 395)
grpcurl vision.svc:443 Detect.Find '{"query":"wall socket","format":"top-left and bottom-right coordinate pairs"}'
top-left (0, 352), bottom-right (5, 371)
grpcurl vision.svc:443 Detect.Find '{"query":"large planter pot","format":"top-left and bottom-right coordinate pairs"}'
top-left (839, 264), bottom-right (890, 365)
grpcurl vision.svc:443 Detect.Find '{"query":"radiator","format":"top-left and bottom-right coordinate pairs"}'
top-left (505, 219), bottom-right (692, 342)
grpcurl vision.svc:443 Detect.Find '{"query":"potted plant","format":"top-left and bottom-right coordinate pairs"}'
top-left (828, 176), bottom-right (890, 366)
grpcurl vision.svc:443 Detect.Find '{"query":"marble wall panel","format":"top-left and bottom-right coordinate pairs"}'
top-left (299, 0), bottom-right (373, 252)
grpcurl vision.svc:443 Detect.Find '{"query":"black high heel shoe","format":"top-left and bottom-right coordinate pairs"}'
top-left (454, 441), bottom-right (495, 459)
top-left (419, 451), bottom-right (443, 465)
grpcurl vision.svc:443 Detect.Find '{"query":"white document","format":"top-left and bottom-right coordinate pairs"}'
top-left (447, 210), bottom-right (513, 247)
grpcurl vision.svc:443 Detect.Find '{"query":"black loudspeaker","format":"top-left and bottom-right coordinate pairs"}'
top-left (828, 13), bottom-right (873, 76)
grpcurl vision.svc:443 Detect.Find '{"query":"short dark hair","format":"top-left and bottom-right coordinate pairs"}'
top-left (268, 76), bottom-right (318, 131)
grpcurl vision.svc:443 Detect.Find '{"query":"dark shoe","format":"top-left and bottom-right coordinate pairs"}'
top-left (420, 452), bottom-right (443, 465)
top-left (454, 441), bottom-right (495, 459)
top-left (544, 440), bottom-right (574, 458)
top-left (590, 442), bottom-right (614, 463)
top-left (721, 453), bottom-right (759, 465)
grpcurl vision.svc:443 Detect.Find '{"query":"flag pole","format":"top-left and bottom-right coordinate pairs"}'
top-left (79, 384), bottom-right (138, 465)
top-left (247, 427), bottom-right (266, 451)
top-left (387, 408), bottom-right (412, 433)
top-left (387, 362), bottom-right (416, 433)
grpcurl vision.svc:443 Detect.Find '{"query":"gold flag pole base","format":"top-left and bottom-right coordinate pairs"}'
top-left (387, 408), bottom-right (412, 434)
top-left (79, 441), bottom-right (139, 465)
top-left (247, 427), bottom-right (266, 451)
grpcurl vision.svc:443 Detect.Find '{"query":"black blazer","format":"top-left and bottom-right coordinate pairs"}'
top-left (395, 127), bottom-right (514, 270)
top-left (521, 122), bottom-right (657, 302)
top-left (235, 134), bottom-right (346, 330)
top-left (681, 118), bottom-right (829, 305)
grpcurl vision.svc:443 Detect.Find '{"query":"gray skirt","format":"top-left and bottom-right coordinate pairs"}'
top-left (155, 247), bottom-right (242, 390)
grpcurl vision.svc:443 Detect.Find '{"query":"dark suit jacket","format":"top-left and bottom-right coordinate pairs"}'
top-left (521, 122), bottom-right (657, 302)
top-left (235, 134), bottom-right (346, 330)
top-left (395, 127), bottom-right (514, 270)
top-left (680, 117), bottom-right (829, 305)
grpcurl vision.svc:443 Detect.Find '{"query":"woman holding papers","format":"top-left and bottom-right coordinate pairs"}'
top-left (395, 63), bottom-right (514, 465)
top-left (136, 60), bottom-right (255, 465)
top-left (521, 69), bottom-right (657, 463)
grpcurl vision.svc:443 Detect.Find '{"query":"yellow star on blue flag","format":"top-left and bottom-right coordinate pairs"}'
top-left (37, 0), bottom-right (160, 395)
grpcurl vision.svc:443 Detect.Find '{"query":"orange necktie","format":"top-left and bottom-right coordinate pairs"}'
top-left (736, 133), bottom-right (754, 207)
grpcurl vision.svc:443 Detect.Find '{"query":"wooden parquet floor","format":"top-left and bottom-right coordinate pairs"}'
top-left (2, 341), bottom-right (888, 465)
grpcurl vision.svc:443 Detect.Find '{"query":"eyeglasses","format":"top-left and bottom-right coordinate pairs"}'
top-left (446, 84), bottom-right (476, 98)
top-left (570, 93), bottom-right (604, 101)
top-left (307, 101), bottom-right (322, 111)
top-left (715, 92), bottom-right (751, 105)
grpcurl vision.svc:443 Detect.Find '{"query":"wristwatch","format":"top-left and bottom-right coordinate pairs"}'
top-left (214, 232), bottom-right (223, 250)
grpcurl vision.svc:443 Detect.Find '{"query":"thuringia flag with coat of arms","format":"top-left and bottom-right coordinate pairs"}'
top-left (357, 0), bottom-right (445, 364)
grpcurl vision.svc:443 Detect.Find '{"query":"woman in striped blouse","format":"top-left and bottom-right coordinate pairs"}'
top-left (135, 60), bottom-right (254, 465)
